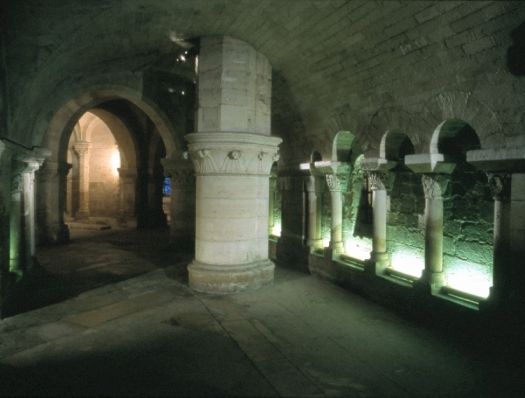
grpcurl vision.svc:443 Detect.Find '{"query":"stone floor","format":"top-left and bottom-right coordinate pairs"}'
top-left (0, 229), bottom-right (522, 396)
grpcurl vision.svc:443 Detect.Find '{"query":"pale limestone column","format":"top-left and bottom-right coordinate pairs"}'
top-left (325, 174), bottom-right (345, 254)
top-left (73, 141), bottom-right (91, 219)
top-left (486, 173), bottom-right (511, 302)
top-left (21, 161), bottom-right (41, 270)
top-left (117, 168), bottom-right (137, 223)
top-left (368, 171), bottom-right (390, 274)
top-left (268, 171), bottom-right (277, 235)
top-left (9, 160), bottom-right (25, 278)
top-left (421, 174), bottom-right (450, 293)
top-left (509, 173), bottom-right (525, 304)
top-left (187, 135), bottom-right (281, 292)
top-left (37, 160), bottom-right (71, 243)
top-left (0, 141), bottom-right (12, 288)
top-left (305, 175), bottom-right (323, 250)
top-left (161, 157), bottom-right (196, 247)
top-left (187, 36), bottom-right (281, 293)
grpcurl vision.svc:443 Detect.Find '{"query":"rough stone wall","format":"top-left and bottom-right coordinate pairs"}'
top-left (387, 171), bottom-right (426, 273)
top-left (87, 128), bottom-right (120, 218)
top-left (443, 167), bottom-right (493, 289)
top-left (5, 1), bottom-right (524, 155)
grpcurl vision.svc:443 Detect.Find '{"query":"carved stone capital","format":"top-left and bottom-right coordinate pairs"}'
top-left (487, 172), bottom-right (511, 201)
top-left (326, 174), bottom-right (348, 192)
top-left (186, 132), bottom-right (282, 176)
top-left (367, 171), bottom-right (393, 191)
top-left (74, 141), bottom-right (92, 157)
top-left (421, 174), bottom-right (450, 200)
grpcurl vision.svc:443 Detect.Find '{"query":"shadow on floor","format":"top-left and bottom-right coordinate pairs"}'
top-left (3, 227), bottom-right (192, 317)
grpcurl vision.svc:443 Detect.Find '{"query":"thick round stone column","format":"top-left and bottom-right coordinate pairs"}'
top-left (37, 160), bottom-right (71, 243)
top-left (325, 174), bottom-right (345, 254)
top-left (368, 171), bottom-right (390, 274)
top-left (305, 175), bottom-right (323, 250)
top-left (421, 174), bottom-right (450, 293)
top-left (21, 161), bottom-right (40, 270)
top-left (161, 157), bottom-right (196, 248)
top-left (117, 168), bottom-right (137, 224)
top-left (187, 133), bottom-right (281, 293)
top-left (74, 141), bottom-right (91, 219)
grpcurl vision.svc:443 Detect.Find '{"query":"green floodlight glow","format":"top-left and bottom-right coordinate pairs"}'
top-left (390, 250), bottom-right (424, 278)
top-left (445, 259), bottom-right (491, 299)
top-left (322, 231), bottom-right (331, 248)
top-left (344, 239), bottom-right (371, 261)
top-left (271, 221), bottom-right (281, 237)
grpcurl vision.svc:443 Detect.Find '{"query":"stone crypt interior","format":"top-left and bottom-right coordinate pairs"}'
top-left (1, 1), bottom-right (525, 396)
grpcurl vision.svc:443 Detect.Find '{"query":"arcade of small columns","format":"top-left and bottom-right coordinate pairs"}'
top-left (296, 147), bottom-right (525, 308)
top-left (1, 35), bottom-right (524, 312)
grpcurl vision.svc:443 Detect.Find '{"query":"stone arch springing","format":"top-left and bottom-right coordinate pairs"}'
top-left (379, 130), bottom-right (415, 163)
top-left (310, 150), bottom-right (322, 163)
top-left (422, 90), bottom-right (501, 150)
top-left (430, 119), bottom-right (481, 161)
top-left (332, 130), bottom-right (361, 164)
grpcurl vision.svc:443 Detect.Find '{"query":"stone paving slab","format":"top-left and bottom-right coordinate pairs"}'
top-left (0, 231), bottom-right (520, 396)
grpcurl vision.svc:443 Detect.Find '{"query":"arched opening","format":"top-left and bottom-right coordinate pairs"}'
top-left (432, 120), bottom-right (491, 299)
top-left (29, 91), bottom-right (184, 311)
top-left (332, 130), bottom-right (359, 163)
top-left (380, 131), bottom-right (424, 278)
top-left (380, 130), bottom-right (415, 163)
top-left (430, 119), bottom-right (480, 161)
top-left (65, 110), bottom-right (138, 228)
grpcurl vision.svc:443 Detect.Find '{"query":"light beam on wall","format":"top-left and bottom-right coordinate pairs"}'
top-left (344, 239), bottom-right (371, 261)
top-left (111, 147), bottom-right (120, 177)
top-left (445, 259), bottom-right (491, 299)
top-left (271, 221), bottom-right (281, 237)
top-left (390, 249), bottom-right (424, 278)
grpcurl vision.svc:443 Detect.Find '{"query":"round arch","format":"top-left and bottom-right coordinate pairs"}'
top-left (332, 130), bottom-right (360, 163)
top-left (429, 119), bottom-right (481, 161)
top-left (37, 86), bottom-right (180, 243)
top-left (379, 130), bottom-right (415, 162)
top-left (41, 85), bottom-right (179, 164)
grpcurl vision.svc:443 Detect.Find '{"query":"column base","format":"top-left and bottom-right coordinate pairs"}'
top-left (415, 271), bottom-right (445, 294)
top-left (188, 259), bottom-right (275, 294)
top-left (330, 241), bottom-right (344, 256)
top-left (370, 251), bottom-right (390, 275)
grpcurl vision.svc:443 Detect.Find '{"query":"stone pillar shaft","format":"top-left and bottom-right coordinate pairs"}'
top-left (74, 141), bottom-right (91, 219)
top-left (161, 157), bottom-right (196, 247)
top-left (117, 168), bottom-right (137, 222)
top-left (37, 160), bottom-right (71, 243)
top-left (487, 173), bottom-right (511, 300)
top-left (369, 171), bottom-right (390, 273)
top-left (326, 174), bottom-right (344, 254)
top-left (187, 133), bottom-right (281, 293)
top-left (421, 174), bottom-right (449, 292)
top-left (22, 162), bottom-right (39, 268)
top-left (306, 176), bottom-right (322, 250)
top-left (9, 173), bottom-right (23, 277)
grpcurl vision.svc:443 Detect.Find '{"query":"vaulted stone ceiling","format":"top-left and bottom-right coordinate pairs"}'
top-left (3, 1), bottom-right (525, 164)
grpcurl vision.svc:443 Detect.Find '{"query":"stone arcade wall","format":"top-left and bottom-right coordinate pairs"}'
top-left (387, 170), bottom-right (426, 275)
top-left (443, 167), bottom-right (493, 293)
